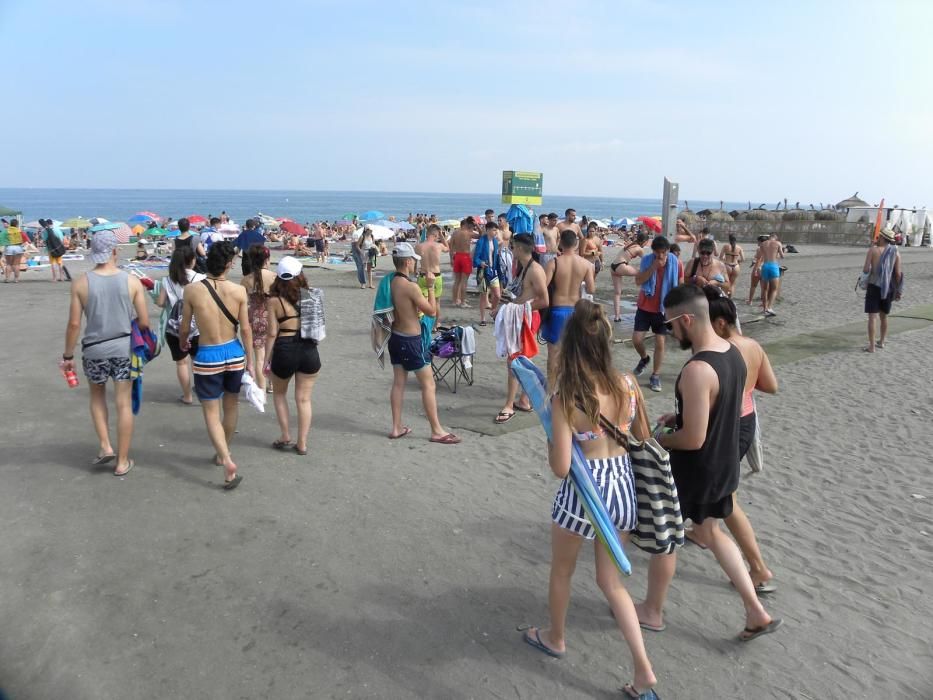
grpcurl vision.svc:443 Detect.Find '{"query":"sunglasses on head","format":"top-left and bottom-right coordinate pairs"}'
top-left (664, 312), bottom-right (693, 331)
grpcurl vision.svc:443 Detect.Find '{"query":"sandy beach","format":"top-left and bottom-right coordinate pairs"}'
top-left (1, 243), bottom-right (932, 699)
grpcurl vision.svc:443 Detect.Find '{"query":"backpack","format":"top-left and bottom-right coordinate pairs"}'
top-left (164, 281), bottom-right (199, 338)
top-left (46, 229), bottom-right (66, 258)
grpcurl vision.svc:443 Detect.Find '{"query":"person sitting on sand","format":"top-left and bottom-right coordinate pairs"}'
top-left (384, 242), bottom-right (460, 445)
top-left (523, 299), bottom-right (660, 700)
top-left (637, 284), bottom-right (781, 642)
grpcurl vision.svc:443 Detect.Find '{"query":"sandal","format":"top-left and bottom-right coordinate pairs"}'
top-left (293, 445), bottom-right (308, 456)
top-left (388, 426), bottom-right (412, 440)
top-left (113, 459), bottom-right (134, 477)
top-left (272, 439), bottom-right (294, 450)
top-left (622, 683), bottom-right (660, 699)
top-left (495, 410), bottom-right (515, 424)
top-left (429, 433), bottom-right (461, 445)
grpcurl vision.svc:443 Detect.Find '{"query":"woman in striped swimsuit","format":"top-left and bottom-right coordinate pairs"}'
top-left (522, 300), bottom-right (659, 700)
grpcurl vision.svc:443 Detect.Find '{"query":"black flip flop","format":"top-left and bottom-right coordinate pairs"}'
top-left (113, 459), bottom-right (134, 477)
top-left (513, 404), bottom-right (533, 413)
top-left (495, 411), bottom-right (515, 424)
top-left (92, 454), bottom-right (116, 466)
top-left (223, 475), bottom-right (243, 490)
top-left (739, 618), bottom-right (783, 642)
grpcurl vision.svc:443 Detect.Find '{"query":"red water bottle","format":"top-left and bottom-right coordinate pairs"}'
top-left (64, 369), bottom-right (79, 388)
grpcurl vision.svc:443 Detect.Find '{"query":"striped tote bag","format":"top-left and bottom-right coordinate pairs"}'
top-left (595, 379), bottom-right (685, 555)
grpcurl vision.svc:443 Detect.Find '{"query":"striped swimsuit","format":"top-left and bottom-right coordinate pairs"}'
top-left (551, 377), bottom-right (639, 539)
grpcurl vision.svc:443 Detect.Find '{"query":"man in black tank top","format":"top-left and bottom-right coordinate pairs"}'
top-left (635, 284), bottom-right (782, 642)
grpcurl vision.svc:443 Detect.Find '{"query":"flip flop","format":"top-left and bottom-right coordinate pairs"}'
top-left (479, 321), bottom-right (487, 326)
top-left (113, 460), bottom-right (134, 477)
top-left (755, 581), bottom-right (777, 594)
top-left (388, 426), bottom-right (412, 440)
top-left (684, 530), bottom-right (708, 549)
top-left (513, 404), bottom-right (533, 413)
top-left (293, 445), bottom-right (308, 456)
top-left (875, 341), bottom-right (885, 349)
top-left (223, 475), bottom-right (243, 491)
top-left (92, 454), bottom-right (116, 466)
top-left (429, 433), bottom-right (461, 445)
top-left (495, 411), bottom-right (515, 424)
top-left (739, 618), bottom-right (783, 642)
top-left (272, 439), bottom-right (294, 450)
top-left (622, 684), bottom-right (661, 699)
top-left (639, 621), bottom-right (666, 633)
top-left (177, 396), bottom-right (194, 405)
top-left (522, 628), bottom-right (565, 659)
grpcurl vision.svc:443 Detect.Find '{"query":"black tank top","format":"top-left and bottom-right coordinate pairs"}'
top-left (671, 344), bottom-right (746, 505)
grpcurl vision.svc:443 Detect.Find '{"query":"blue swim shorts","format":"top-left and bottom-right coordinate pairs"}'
top-left (760, 261), bottom-right (780, 282)
top-left (541, 305), bottom-right (574, 345)
top-left (388, 331), bottom-right (427, 372)
top-left (192, 338), bottom-right (246, 400)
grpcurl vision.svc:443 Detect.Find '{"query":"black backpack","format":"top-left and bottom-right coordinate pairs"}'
top-left (46, 228), bottom-right (66, 258)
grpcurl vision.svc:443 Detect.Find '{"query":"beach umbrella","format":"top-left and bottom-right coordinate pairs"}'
top-left (336, 219), bottom-right (354, 226)
top-left (0, 205), bottom-right (23, 217)
top-left (591, 219), bottom-right (611, 229)
top-left (352, 225), bottom-right (394, 242)
top-left (506, 204), bottom-right (534, 234)
top-left (132, 224), bottom-right (145, 235)
top-left (395, 221), bottom-right (415, 231)
top-left (359, 210), bottom-right (384, 222)
top-left (136, 211), bottom-right (162, 221)
top-left (186, 215), bottom-right (208, 225)
top-left (636, 216), bottom-right (662, 233)
top-left (25, 220), bottom-right (59, 230)
top-left (143, 227), bottom-right (168, 238)
top-left (89, 217), bottom-right (109, 226)
top-left (127, 214), bottom-right (156, 224)
top-left (217, 223), bottom-right (240, 238)
top-left (437, 219), bottom-right (460, 227)
top-left (280, 221), bottom-right (306, 235)
top-left (90, 221), bottom-right (132, 243)
top-left (63, 217), bottom-right (93, 229)
top-left (339, 212), bottom-right (357, 221)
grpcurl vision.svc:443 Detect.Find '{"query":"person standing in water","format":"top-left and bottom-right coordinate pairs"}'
top-left (523, 300), bottom-right (660, 700)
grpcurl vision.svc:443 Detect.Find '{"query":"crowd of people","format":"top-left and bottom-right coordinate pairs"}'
top-left (17, 203), bottom-right (906, 699)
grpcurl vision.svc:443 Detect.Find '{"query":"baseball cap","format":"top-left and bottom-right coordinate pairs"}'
top-left (276, 256), bottom-right (303, 280)
top-left (90, 230), bottom-right (119, 263)
top-left (392, 242), bottom-right (421, 260)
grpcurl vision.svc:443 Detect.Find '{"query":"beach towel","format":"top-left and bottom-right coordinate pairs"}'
top-left (494, 302), bottom-right (531, 358)
top-left (371, 272), bottom-right (397, 368)
top-left (506, 204), bottom-right (534, 234)
top-left (241, 374), bottom-right (266, 413)
top-left (639, 252), bottom-right (680, 313)
top-left (473, 234), bottom-right (500, 282)
top-left (877, 244), bottom-right (897, 298)
top-left (129, 321), bottom-right (159, 415)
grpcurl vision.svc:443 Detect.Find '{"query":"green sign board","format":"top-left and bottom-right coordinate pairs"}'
top-left (502, 171), bottom-right (543, 205)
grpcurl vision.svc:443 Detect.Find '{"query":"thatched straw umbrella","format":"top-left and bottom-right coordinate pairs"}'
top-left (677, 200), bottom-right (698, 224)
top-left (835, 192), bottom-right (869, 211)
top-left (815, 208), bottom-right (844, 221)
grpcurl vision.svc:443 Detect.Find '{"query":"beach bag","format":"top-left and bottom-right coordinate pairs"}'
top-left (165, 282), bottom-right (199, 338)
top-left (593, 379), bottom-right (685, 555)
top-left (745, 399), bottom-right (764, 474)
top-left (298, 288), bottom-right (325, 342)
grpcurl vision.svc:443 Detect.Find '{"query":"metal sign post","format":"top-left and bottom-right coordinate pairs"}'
top-left (662, 177), bottom-right (679, 239)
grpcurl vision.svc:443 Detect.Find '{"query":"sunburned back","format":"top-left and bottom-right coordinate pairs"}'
top-left (390, 275), bottom-right (422, 335)
top-left (550, 254), bottom-right (591, 306)
top-left (187, 279), bottom-right (244, 345)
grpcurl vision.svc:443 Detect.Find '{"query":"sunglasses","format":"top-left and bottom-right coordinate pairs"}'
top-left (699, 251), bottom-right (713, 256)
top-left (664, 312), bottom-right (693, 331)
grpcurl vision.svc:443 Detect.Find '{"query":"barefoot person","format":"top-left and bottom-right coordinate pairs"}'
top-left (449, 217), bottom-right (474, 308)
top-left (523, 300), bottom-right (660, 700)
top-left (384, 243), bottom-right (460, 444)
top-left (542, 229), bottom-right (594, 383)
top-left (61, 230), bottom-right (149, 476)
top-left (263, 257), bottom-right (321, 456)
top-left (179, 241), bottom-right (254, 490)
top-left (702, 286), bottom-right (778, 592)
top-left (609, 232), bottom-right (646, 322)
top-left (862, 227), bottom-right (902, 352)
top-left (632, 236), bottom-right (684, 393)
top-left (637, 284), bottom-right (781, 642)
top-left (415, 224), bottom-right (447, 323)
top-left (719, 234), bottom-right (744, 291)
top-left (757, 233), bottom-right (784, 316)
top-left (494, 234), bottom-right (548, 423)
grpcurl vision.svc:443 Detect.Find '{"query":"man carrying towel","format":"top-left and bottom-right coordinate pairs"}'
top-left (862, 227), bottom-right (902, 352)
top-left (631, 236), bottom-right (684, 393)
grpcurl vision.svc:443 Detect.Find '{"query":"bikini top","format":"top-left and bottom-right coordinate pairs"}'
top-left (571, 375), bottom-right (638, 442)
top-left (276, 298), bottom-right (300, 336)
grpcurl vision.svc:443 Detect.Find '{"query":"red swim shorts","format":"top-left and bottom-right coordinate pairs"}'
top-left (452, 252), bottom-right (473, 275)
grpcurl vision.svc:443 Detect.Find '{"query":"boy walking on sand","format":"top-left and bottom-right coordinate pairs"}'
top-left (386, 243), bottom-right (460, 444)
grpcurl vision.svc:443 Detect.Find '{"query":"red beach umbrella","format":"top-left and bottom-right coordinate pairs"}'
top-left (186, 215), bottom-right (207, 225)
top-left (280, 221), bottom-right (306, 235)
top-left (637, 216), bottom-right (662, 233)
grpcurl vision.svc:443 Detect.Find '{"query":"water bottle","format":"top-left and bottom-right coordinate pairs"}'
top-left (63, 369), bottom-right (79, 388)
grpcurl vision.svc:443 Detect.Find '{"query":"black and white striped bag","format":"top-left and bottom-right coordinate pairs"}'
top-left (595, 380), bottom-right (685, 555)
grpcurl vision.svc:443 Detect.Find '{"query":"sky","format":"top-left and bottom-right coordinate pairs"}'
top-left (2, 0), bottom-right (931, 206)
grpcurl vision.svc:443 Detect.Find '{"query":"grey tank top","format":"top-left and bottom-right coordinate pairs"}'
top-left (82, 270), bottom-right (133, 360)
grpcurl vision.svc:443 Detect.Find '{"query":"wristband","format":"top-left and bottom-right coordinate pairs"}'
top-left (62, 354), bottom-right (74, 360)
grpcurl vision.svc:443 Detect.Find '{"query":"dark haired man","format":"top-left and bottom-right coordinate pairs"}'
top-left (180, 241), bottom-right (253, 490)
top-left (473, 222), bottom-right (502, 325)
top-left (415, 224), bottom-right (448, 323)
top-left (234, 219), bottom-right (266, 276)
top-left (450, 217), bottom-right (475, 308)
top-left (539, 213), bottom-right (561, 269)
top-left (636, 284), bottom-right (781, 642)
top-left (632, 236), bottom-right (684, 392)
top-left (557, 208), bottom-right (582, 240)
top-left (386, 243), bottom-right (460, 444)
top-left (484, 209), bottom-right (496, 224)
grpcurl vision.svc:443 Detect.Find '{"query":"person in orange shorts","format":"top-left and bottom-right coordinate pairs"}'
top-left (449, 217), bottom-right (475, 307)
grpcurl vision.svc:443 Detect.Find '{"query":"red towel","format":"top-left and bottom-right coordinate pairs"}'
top-left (511, 310), bottom-right (541, 360)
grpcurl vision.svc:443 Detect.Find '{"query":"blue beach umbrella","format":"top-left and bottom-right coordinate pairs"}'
top-left (127, 214), bottom-right (156, 224)
top-left (89, 222), bottom-right (123, 232)
top-left (359, 210), bottom-right (385, 221)
top-left (506, 204), bottom-right (534, 234)
top-left (510, 357), bottom-right (632, 576)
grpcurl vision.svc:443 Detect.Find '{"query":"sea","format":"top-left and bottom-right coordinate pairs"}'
top-left (0, 188), bottom-right (749, 225)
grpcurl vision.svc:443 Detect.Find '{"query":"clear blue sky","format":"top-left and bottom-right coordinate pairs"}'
top-left (2, 0), bottom-right (930, 206)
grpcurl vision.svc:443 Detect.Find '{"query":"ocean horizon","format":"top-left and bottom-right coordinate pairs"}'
top-left (0, 187), bottom-right (755, 225)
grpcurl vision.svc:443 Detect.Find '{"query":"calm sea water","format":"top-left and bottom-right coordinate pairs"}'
top-left (0, 188), bottom-right (749, 225)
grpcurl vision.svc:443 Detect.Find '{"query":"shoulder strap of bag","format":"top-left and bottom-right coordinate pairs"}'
top-left (201, 279), bottom-right (239, 331)
top-left (576, 375), bottom-right (651, 448)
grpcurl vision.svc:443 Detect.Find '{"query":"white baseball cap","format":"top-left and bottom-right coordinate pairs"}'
top-left (276, 256), bottom-right (303, 280)
top-left (392, 242), bottom-right (421, 260)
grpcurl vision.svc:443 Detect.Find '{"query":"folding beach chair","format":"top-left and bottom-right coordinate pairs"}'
top-left (430, 326), bottom-right (474, 394)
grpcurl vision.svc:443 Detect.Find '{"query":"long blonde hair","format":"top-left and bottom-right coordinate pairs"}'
top-left (556, 299), bottom-right (631, 428)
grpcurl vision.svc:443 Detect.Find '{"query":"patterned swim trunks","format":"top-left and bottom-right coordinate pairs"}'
top-left (83, 357), bottom-right (132, 384)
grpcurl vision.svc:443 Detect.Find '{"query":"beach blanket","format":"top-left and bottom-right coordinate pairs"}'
top-left (130, 321), bottom-right (159, 415)
top-left (639, 252), bottom-right (680, 313)
top-left (371, 272), bottom-right (397, 368)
